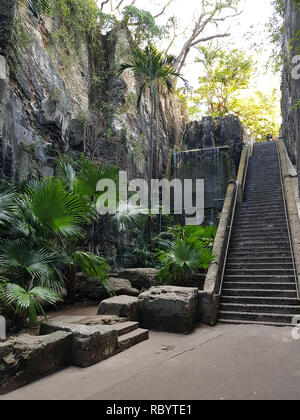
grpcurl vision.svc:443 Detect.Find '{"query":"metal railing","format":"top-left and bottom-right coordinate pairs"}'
top-left (276, 142), bottom-right (300, 301)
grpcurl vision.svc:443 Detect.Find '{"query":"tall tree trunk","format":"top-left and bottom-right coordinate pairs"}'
top-left (149, 95), bottom-right (155, 205)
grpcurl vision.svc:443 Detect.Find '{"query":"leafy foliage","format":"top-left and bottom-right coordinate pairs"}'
top-left (3, 283), bottom-right (62, 327)
top-left (188, 47), bottom-right (280, 141)
top-left (192, 48), bottom-right (255, 116)
top-left (156, 225), bottom-right (216, 285)
top-left (30, 0), bottom-right (52, 15)
top-left (0, 158), bottom-right (124, 328)
top-left (122, 6), bottom-right (167, 45)
top-left (118, 45), bottom-right (184, 181)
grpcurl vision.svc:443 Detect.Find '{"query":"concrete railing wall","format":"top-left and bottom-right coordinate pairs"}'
top-left (198, 144), bottom-right (251, 325)
top-left (277, 140), bottom-right (300, 295)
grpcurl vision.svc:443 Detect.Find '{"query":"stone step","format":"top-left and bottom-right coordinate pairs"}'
top-left (220, 302), bottom-right (300, 315)
top-left (224, 275), bottom-right (295, 282)
top-left (236, 208), bottom-right (285, 215)
top-left (218, 310), bottom-right (295, 325)
top-left (229, 251), bottom-right (292, 258)
top-left (118, 328), bottom-right (149, 352)
top-left (231, 233), bottom-right (288, 240)
top-left (223, 281), bottom-right (296, 290)
top-left (227, 257), bottom-right (293, 264)
top-left (225, 269), bottom-right (295, 276)
top-left (229, 245), bottom-right (291, 252)
top-left (222, 288), bottom-right (298, 298)
top-left (226, 263), bottom-right (294, 271)
top-left (114, 321), bottom-right (139, 337)
top-left (240, 198), bottom-right (284, 206)
top-left (234, 220), bottom-right (286, 228)
top-left (232, 223), bottom-right (286, 231)
top-left (230, 240), bottom-right (289, 247)
top-left (221, 296), bottom-right (300, 306)
top-left (218, 318), bottom-right (292, 327)
top-left (234, 216), bottom-right (286, 223)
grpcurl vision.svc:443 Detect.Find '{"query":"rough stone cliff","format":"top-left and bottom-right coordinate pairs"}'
top-left (281, 0), bottom-right (300, 194)
top-left (0, 0), bottom-right (188, 183)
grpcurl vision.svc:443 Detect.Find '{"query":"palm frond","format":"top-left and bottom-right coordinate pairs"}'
top-left (25, 178), bottom-right (90, 239)
top-left (73, 251), bottom-right (109, 283)
top-left (4, 283), bottom-right (62, 327)
top-left (0, 183), bottom-right (18, 228)
top-left (0, 239), bottom-right (65, 291)
top-left (74, 159), bottom-right (119, 199)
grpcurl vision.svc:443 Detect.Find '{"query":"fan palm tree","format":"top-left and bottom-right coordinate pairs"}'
top-left (118, 45), bottom-right (184, 196)
top-left (156, 225), bottom-right (216, 286)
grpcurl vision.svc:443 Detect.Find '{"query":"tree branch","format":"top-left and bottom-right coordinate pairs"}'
top-left (154, 0), bottom-right (175, 18)
top-left (191, 33), bottom-right (230, 47)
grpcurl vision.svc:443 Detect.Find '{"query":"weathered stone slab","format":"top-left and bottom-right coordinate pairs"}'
top-left (138, 286), bottom-right (199, 334)
top-left (75, 315), bottom-right (127, 326)
top-left (98, 295), bottom-right (139, 321)
top-left (117, 268), bottom-right (158, 291)
top-left (107, 277), bottom-right (139, 296)
top-left (40, 321), bottom-right (118, 368)
top-left (50, 315), bottom-right (88, 324)
top-left (0, 332), bottom-right (72, 395)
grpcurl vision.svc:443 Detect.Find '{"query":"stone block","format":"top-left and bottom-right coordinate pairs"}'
top-left (40, 321), bottom-right (118, 368)
top-left (0, 332), bottom-right (72, 395)
top-left (107, 277), bottom-right (139, 296)
top-left (117, 268), bottom-right (158, 291)
top-left (98, 295), bottom-right (139, 321)
top-left (138, 286), bottom-right (199, 334)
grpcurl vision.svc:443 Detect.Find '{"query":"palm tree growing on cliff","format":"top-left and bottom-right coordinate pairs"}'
top-left (118, 45), bottom-right (184, 197)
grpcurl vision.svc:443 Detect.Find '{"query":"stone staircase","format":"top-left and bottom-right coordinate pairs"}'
top-left (114, 321), bottom-right (149, 352)
top-left (219, 142), bottom-right (300, 326)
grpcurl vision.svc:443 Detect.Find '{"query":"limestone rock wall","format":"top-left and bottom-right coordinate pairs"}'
top-left (0, 1), bottom-right (188, 184)
top-left (281, 0), bottom-right (300, 195)
top-left (182, 115), bottom-right (249, 174)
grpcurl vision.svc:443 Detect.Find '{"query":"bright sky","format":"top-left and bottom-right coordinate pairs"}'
top-left (99, 0), bottom-right (280, 106)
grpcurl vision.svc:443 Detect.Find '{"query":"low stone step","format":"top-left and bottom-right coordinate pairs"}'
top-left (118, 328), bottom-right (149, 352)
top-left (219, 310), bottom-right (295, 325)
top-left (114, 321), bottom-right (139, 337)
top-left (226, 263), bottom-right (294, 270)
top-left (226, 269), bottom-right (295, 276)
top-left (221, 296), bottom-right (300, 306)
top-left (223, 281), bottom-right (296, 290)
top-left (224, 275), bottom-right (295, 282)
top-left (218, 318), bottom-right (292, 327)
top-left (222, 288), bottom-right (298, 298)
top-left (220, 302), bottom-right (300, 315)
